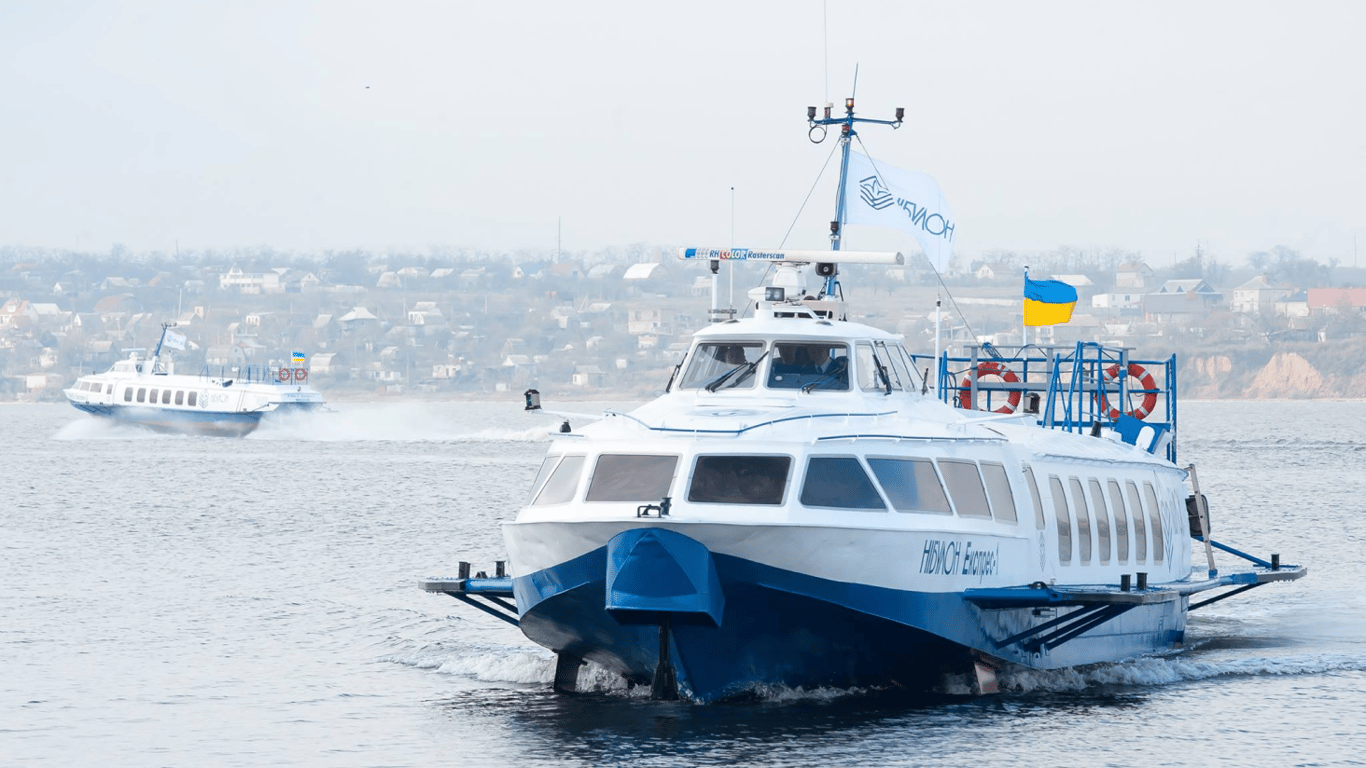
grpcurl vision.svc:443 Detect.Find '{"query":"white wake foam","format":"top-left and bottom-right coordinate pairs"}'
top-left (1000, 652), bottom-right (1366, 693)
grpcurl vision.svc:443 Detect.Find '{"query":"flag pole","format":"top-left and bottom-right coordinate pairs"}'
top-left (1022, 266), bottom-right (1028, 347)
top-left (934, 292), bottom-right (942, 392)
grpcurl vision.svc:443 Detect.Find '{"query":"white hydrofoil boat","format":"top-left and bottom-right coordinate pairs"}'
top-left (65, 324), bottom-right (327, 437)
top-left (421, 98), bottom-right (1305, 702)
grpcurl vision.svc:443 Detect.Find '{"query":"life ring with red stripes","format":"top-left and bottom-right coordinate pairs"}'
top-left (293, 368), bottom-right (307, 382)
top-left (958, 361), bottom-right (1022, 414)
top-left (278, 367), bottom-right (292, 382)
top-left (1100, 363), bottom-right (1157, 420)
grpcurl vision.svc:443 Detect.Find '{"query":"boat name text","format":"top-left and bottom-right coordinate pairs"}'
top-left (920, 539), bottom-right (999, 577)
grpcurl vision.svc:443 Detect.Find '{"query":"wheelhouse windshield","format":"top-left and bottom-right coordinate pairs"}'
top-left (678, 342), bottom-right (766, 390)
top-left (767, 342), bottom-right (850, 391)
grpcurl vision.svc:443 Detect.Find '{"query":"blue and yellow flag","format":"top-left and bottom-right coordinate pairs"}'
top-left (291, 351), bottom-right (306, 364)
top-left (1023, 277), bottom-right (1077, 326)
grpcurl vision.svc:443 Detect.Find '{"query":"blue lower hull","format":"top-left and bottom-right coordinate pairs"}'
top-left (70, 402), bottom-right (322, 437)
top-left (514, 532), bottom-right (1187, 702)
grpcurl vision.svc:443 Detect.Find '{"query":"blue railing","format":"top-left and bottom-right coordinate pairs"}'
top-left (912, 343), bottom-right (1178, 463)
top-left (197, 364), bottom-right (309, 385)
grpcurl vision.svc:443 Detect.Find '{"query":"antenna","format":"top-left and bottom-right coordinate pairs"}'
top-left (822, 0), bottom-right (829, 106)
top-left (729, 186), bottom-right (736, 311)
top-left (805, 83), bottom-right (904, 296)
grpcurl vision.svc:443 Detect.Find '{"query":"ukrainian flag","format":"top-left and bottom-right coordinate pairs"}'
top-left (1023, 277), bottom-right (1078, 326)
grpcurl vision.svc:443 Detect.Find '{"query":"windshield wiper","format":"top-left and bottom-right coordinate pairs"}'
top-left (705, 350), bottom-right (769, 392)
top-left (873, 355), bottom-right (893, 395)
top-left (802, 371), bottom-right (844, 393)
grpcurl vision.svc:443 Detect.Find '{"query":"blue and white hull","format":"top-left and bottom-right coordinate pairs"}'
top-left (70, 400), bottom-right (326, 437)
top-left (506, 519), bottom-right (1189, 701)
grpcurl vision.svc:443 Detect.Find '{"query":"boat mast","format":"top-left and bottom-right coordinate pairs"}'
top-left (807, 97), bottom-right (904, 296)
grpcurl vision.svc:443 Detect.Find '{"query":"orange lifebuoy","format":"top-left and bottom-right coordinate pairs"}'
top-left (278, 367), bottom-right (292, 382)
top-left (1100, 363), bottom-right (1158, 420)
top-left (293, 368), bottom-right (307, 382)
top-left (958, 361), bottom-right (1022, 414)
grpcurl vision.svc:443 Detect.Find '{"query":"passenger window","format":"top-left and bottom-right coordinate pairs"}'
top-left (1127, 481), bottom-right (1147, 563)
top-left (106, 383), bottom-right (113, 394)
top-left (1050, 476), bottom-right (1072, 564)
top-left (1143, 482), bottom-right (1165, 562)
top-left (867, 457), bottom-right (952, 514)
top-left (1070, 477), bottom-right (1092, 564)
top-left (678, 342), bottom-right (765, 390)
top-left (1024, 466), bottom-right (1045, 530)
top-left (586, 455), bottom-right (678, 502)
top-left (527, 456), bottom-right (562, 504)
top-left (175, 390), bottom-right (184, 406)
top-left (137, 388), bottom-right (146, 403)
top-left (800, 457), bottom-right (886, 510)
top-left (939, 460), bottom-right (992, 518)
top-left (162, 390), bottom-right (172, 404)
top-left (187, 391), bottom-right (197, 407)
top-left (124, 388), bottom-right (133, 402)
top-left (534, 456), bottom-right (586, 506)
top-left (1108, 480), bottom-right (1130, 563)
top-left (1088, 478), bottom-right (1111, 564)
top-left (980, 462), bottom-right (1018, 523)
top-left (689, 456), bottom-right (790, 505)
top-left (149, 388), bottom-right (158, 403)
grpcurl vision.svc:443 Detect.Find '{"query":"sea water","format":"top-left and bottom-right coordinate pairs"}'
top-left (3, 400), bottom-right (1364, 767)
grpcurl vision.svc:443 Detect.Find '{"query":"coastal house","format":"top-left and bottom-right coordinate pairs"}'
top-left (1115, 261), bottom-right (1155, 289)
top-left (1229, 275), bottom-right (1292, 314)
top-left (1307, 288), bottom-right (1366, 314)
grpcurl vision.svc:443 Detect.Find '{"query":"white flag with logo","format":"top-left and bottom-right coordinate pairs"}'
top-left (842, 151), bottom-right (955, 272)
top-left (163, 329), bottom-right (187, 351)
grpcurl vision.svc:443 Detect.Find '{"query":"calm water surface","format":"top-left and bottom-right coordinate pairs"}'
top-left (3, 399), bottom-right (1364, 767)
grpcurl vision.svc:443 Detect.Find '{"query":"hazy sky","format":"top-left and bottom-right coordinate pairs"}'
top-left (3, 1), bottom-right (1363, 268)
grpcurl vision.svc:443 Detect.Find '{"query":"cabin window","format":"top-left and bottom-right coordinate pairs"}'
top-left (533, 455), bottom-right (586, 506)
top-left (689, 456), bottom-right (791, 505)
top-left (678, 342), bottom-right (765, 390)
top-left (1127, 481), bottom-right (1147, 563)
top-left (1089, 479), bottom-right (1112, 564)
top-left (586, 455), bottom-right (678, 502)
top-left (875, 341), bottom-right (910, 391)
top-left (124, 388), bottom-right (133, 403)
top-left (1143, 482), bottom-right (1165, 562)
top-left (980, 462), bottom-right (1018, 524)
top-left (855, 343), bottom-right (881, 391)
top-left (867, 457), bottom-right (952, 514)
top-left (800, 457), bottom-right (886, 510)
top-left (1050, 476), bottom-right (1072, 564)
top-left (1070, 477), bottom-right (1092, 564)
top-left (1108, 480), bottom-right (1130, 563)
top-left (187, 391), bottom-right (197, 407)
top-left (105, 383), bottom-right (113, 395)
top-left (137, 388), bottom-right (146, 403)
top-left (891, 344), bottom-right (923, 391)
top-left (939, 460), bottom-right (992, 518)
top-left (175, 390), bottom-right (184, 406)
top-left (527, 455), bottom-right (562, 504)
top-left (1024, 465), bottom-right (1045, 530)
top-left (149, 388), bottom-right (159, 404)
top-left (161, 390), bottom-right (172, 404)
top-left (768, 342), bottom-right (850, 391)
